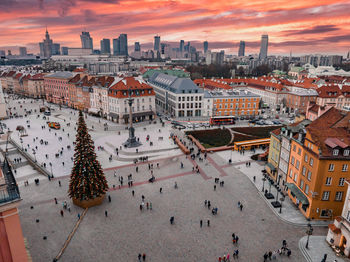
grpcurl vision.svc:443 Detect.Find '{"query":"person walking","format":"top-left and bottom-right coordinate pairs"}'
top-left (132, 190), bottom-right (135, 196)
top-left (60, 210), bottom-right (64, 217)
top-left (207, 219), bottom-right (210, 226)
top-left (263, 252), bottom-right (268, 262)
top-left (105, 210), bottom-right (108, 217)
top-left (108, 195), bottom-right (111, 202)
top-left (54, 197), bottom-right (57, 204)
top-left (160, 188), bottom-right (162, 193)
top-left (240, 204), bottom-right (243, 211)
top-left (200, 220), bottom-right (203, 227)
top-left (138, 253), bottom-right (142, 261)
top-left (142, 253), bottom-right (146, 261)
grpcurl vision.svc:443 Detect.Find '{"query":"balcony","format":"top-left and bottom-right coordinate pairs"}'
top-left (0, 158), bottom-right (21, 205)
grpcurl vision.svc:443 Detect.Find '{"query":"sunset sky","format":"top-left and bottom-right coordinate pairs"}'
top-left (1, 0), bottom-right (350, 55)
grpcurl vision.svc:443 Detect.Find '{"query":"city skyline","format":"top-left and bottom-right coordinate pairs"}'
top-left (0, 0), bottom-right (350, 55)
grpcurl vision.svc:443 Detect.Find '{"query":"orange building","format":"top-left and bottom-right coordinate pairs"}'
top-left (286, 108), bottom-right (350, 220)
top-left (0, 158), bottom-right (28, 261)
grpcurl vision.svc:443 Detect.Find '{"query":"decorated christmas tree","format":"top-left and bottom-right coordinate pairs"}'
top-left (69, 111), bottom-right (108, 204)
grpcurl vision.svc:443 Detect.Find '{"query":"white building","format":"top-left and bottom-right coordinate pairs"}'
top-left (108, 77), bottom-right (156, 123)
top-left (327, 179), bottom-right (350, 257)
top-left (147, 72), bottom-right (204, 118)
top-left (89, 76), bottom-right (115, 117)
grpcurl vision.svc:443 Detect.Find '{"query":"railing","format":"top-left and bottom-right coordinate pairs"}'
top-left (0, 159), bottom-right (20, 205)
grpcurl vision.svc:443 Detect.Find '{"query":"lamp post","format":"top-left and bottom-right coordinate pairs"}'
top-left (20, 138), bottom-right (23, 150)
top-left (123, 88), bottom-right (141, 148)
top-left (305, 222), bottom-right (313, 249)
top-left (262, 177), bottom-right (266, 192)
top-left (280, 197), bottom-right (285, 213)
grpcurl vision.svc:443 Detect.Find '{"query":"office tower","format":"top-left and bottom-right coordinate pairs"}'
top-left (100, 39), bottom-right (111, 54)
top-left (113, 38), bottom-right (120, 55)
top-left (238, 41), bottom-right (245, 56)
top-left (39, 28), bottom-right (53, 58)
top-left (19, 47), bottom-right (27, 56)
top-left (134, 42), bottom-right (141, 52)
top-left (179, 40), bottom-right (184, 53)
top-left (259, 34), bottom-right (268, 60)
top-left (61, 47), bottom-right (68, 55)
top-left (80, 31), bottom-right (93, 49)
top-left (203, 41), bottom-right (208, 54)
top-left (119, 34), bottom-right (128, 56)
top-left (184, 42), bottom-right (190, 52)
top-left (52, 43), bottom-right (60, 55)
top-left (347, 51), bottom-right (350, 59)
top-left (0, 50), bottom-right (5, 56)
top-left (154, 35), bottom-right (160, 51)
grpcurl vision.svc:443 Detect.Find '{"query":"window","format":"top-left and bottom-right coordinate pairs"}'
top-left (339, 178), bottom-right (345, 186)
top-left (347, 211), bottom-right (350, 222)
top-left (305, 184), bottom-right (309, 195)
top-left (294, 173), bottom-right (298, 182)
top-left (291, 156), bottom-right (295, 166)
top-left (307, 171), bottom-right (312, 181)
top-left (298, 148), bottom-right (301, 155)
top-left (300, 180), bottom-right (304, 190)
top-left (322, 191), bottom-right (330, 201)
top-left (304, 154), bottom-right (308, 162)
top-left (309, 158), bottom-right (313, 167)
top-left (320, 209), bottom-right (330, 217)
top-left (302, 166), bottom-right (306, 176)
top-left (344, 150), bottom-right (350, 156)
top-left (325, 177), bottom-right (332, 185)
top-left (293, 145), bottom-right (296, 152)
top-left (328, 164), bottom-right (335, 172)
top-left (335, 192), bottom-right (343, 201)
top-left (342, 164), bottom-right (348, 172)
top-left (333, 149), bottom-right (339, 156)
top-left (296, 160), bottom-right (300, 170)
top-left (289, 169), bottom-right (293, 178)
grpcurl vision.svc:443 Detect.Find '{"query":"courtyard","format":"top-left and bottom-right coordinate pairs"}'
top-left (2, 96), bottom-right (329, 261)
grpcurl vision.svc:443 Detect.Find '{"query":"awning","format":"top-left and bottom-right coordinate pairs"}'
top-left (109, 112), bottom-right (119, 118)
top-left (285, 183), bottom-right (309, 205)
top-left (266, 162), bottom-right (276, 172)
top-left (122, 111), bottom-right (155, 118)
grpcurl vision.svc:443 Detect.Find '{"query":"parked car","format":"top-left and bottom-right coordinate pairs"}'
top-left (201, 123), bottom-right (210, 127)
top-left (177, 125), bottom-right (186, 130)
top-left (256, 120), bottom-right (266, 125)
top-left (272, 120), bottom-right (281, 125)
top-left (44, 111), bottom-right (51, 116)
top-left (186, 123), bottom-right (194, 129)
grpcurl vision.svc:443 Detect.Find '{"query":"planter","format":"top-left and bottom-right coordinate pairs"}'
top-left (72, 194), bottom-right (106, 208)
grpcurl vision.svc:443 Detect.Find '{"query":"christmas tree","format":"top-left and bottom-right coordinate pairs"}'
top-left (68, 111), bottom-right (108, 201)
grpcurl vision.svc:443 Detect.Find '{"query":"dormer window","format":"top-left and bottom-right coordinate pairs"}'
top-left (333, 149), bottom-right (339, 156)
top-left (344, 149), bottom-right (350, 156)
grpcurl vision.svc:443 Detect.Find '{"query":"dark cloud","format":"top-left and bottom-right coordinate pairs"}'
top-left (282, 25), bottom-right (339, 36)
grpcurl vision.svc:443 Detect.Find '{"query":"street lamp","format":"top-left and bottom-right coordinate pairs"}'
top-left (20, 138), bottom-right (23, 150)
top-left (279, 196), bottom-right (285, 213)
top-left (262, 177), bottom-right (267, 192)
top-left (305, 222), bottom-right (313, 249)
top-left (32, 150), bottom-right (37, 162)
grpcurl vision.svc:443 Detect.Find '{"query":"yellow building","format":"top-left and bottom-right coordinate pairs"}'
top-left (266, 129), bottom-right (281, 183)
top-left (286, 108), bottom-right (350, 220)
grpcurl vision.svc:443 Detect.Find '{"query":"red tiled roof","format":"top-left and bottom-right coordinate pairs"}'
top-left (194, 79), bottom-right (231, 90)
top-left (109, 77), bottom-right (155, 98)
top-left (317, 85), bottom-right (350, 98)
top-left (306, 107), bottom-right (350, 157)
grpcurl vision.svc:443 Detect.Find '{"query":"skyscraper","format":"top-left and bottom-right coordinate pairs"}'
top-left (119, 34), bottom-right (128, 56)
top-left (203, 41), bottom-right (208, 54)
top-left (179, 40), bottom-right (184, 53)
top-left (154, 36), bottom-right (160, 51)
top-left (259, 35), bottom-right (268, 60)
top-left (100, 39), bottom-right (111, 54)
top-left (19, 47), bottom-right (27, 56)
top-left (61, 47), bottom-right (68, 55)
top-left (238, 41), bottom-right (245, 56)
top-left (39, 29), bottom-right (53, 58)
top-left (113, 38), bottom-right (120, 56)
top-left (80, 31), bottom-right (93, 49)
top-left (134, 42), bottom-right (141, 52)
top-left (52, 43), bottom-right (60, 55)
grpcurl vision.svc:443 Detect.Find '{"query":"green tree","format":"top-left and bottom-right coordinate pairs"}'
top-left (68, 111), bottom-right (108, 201)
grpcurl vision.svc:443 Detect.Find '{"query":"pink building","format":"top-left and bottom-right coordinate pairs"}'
top-left (44, 71), bottom-right (74, 105)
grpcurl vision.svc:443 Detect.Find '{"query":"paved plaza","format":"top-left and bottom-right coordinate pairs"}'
top-left (1, 96), bottom-right (335, 261)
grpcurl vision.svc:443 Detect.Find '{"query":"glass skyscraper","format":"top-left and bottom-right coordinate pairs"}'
top-left (80, 31), bottom-right (93, 49)
top-left (259, 35), bottom-right (268, 60)
top-left (238, 41), bottom-right (245, 56)
top-left (154, 36), bottom-right (160, 51)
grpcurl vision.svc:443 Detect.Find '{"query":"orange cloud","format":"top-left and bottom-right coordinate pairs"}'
top-left (0, 0), bottom-right (349, 55)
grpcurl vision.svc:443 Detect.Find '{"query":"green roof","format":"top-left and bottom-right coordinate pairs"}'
top-left (143, 69), bottom-right (190, 79)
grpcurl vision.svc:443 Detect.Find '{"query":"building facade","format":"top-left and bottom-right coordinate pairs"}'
top-left (203, 89), bottom-right (260, 117)
top-left (108, 77), bottom-right (156, 123)
top-left (148, 72), bottom-right (204, 118)
top-left (286, 108), bottom-right (350, 220)
top-left (266, 129), bottom-right (281, 183)
top-left (44, 71), bottom-right (74, 105)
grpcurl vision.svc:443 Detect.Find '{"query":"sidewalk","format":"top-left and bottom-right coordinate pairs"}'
top-left (299, 236), bottom-right (350, 262)
top-left (215, 149), bottom-right (330, 227)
